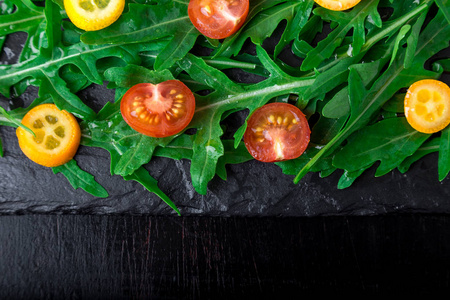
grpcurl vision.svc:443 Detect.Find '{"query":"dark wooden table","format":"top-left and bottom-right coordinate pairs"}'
top-left (2, 214), bottom-right (450, 298)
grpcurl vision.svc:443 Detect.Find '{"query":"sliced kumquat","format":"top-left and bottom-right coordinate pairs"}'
top-left (16, 104), bottom-right (81, 167)
top-left (64, 0), bottom-right (125, 31)
top-left (314, 0), bottom-right (361, 11)
top-left (404, 79), bottom-right (450, 134)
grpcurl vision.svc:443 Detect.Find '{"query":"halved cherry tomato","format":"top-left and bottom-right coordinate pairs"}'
top-left (188, 0), bottom-right (249, 39)
top-left (64, 0), bottom-right (125, 31)
top-left (16, 104), bottom-right (81, 167)
top-left (120, 81), bottom-right (196, 138)
top-left (404, 79), bottom-right (450, 134)
top-left (314, 0), bottom-right (361, 11)
top-left (243, 103), bottom-right (311, 162)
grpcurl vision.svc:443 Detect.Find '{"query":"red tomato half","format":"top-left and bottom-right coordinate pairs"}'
top-left (244, 103), bottom-right (310, 162)
top-left (188, 0), bottom-right (249, 39)
top-left (120, 81), bottom-right (196, 138)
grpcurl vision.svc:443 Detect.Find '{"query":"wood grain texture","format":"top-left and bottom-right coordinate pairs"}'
top-left (1, 215), bottom-right (450, 298)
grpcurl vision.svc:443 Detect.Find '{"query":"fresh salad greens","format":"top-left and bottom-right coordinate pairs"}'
top-left (0, 0), bottom-right (449, 214)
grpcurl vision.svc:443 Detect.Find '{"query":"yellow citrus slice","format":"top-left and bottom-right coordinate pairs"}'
top-left (16, 104), bottom-right (81, 167)
top-left (64, 0), bottom-right (125, 31)
top-left (314, 0), bottom-right (361, 11)
top-left (404, 79), bottom-right (450, 134)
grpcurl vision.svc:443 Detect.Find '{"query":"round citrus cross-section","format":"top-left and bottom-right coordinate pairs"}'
top-left (64, 0), bottom-right (125, 31)
top-left (16, 104), bottom-right (81, 167)
top-left (404, 79), bottom-right (450, 134)
top-left (314, 0), bottom-right (361, 11)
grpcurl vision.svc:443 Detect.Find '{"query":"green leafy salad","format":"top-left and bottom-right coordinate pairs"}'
top-left (0, 0), bottom-right (450, 215)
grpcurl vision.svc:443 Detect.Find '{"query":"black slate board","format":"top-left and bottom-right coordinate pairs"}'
top-left (1, 23), bottom-right (450, 216)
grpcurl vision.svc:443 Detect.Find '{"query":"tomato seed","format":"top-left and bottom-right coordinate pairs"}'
top-left (201, 5), bottom-right (212, 16)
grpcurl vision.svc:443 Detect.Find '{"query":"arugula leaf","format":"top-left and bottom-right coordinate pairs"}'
top-left (0, 105), bottom-right (35, 136)
top-left (0, 0), bottom-right (161, 120)
top-left (123, 166), bottom-right (180, 215)
top-left (105, 64), bottom-right (175, 89)
top-left (215, 1), bottom-right (313, 58)
top-left (404, 11), bottom-right (426, 69)
top-left (337, 166), bottom-right (372, 190)
top-left (276, 145), bottom-right (336, 176)
top-left (291, 14), bottom-right (323, 58)
top-left (274, 0), bottom-right (314, 58)
top-left (81, 0), bottom-right (199, 71)
top-left (81, 104), bottom-right (180, 214)
top-left (435, 0), bottom-right (450, 24)
top-left (0, 0), bottom-right (46, 61)
top-left (294, 9), bottom-right (450, 183)
top-left (101, 65), bottom-right (178, 176)
top-left (388, 24), bottom-right (411, 68)
top-left (302, 2), bottom-right (428, 102)
top-left (333, 117), bottom-right (430, 177)
top-left (178, 46), bottom-right (315, 194)
top-left (438, 127), bottom-right (450, 181)
top-left (152, 135), bottom-right (252, 181)
top-left (213, 0), bottom-right (289, 57)
top-left (52, 159), bottom-right (109, 198)
top-left (215, 140), bottom-right (253, 181)
top-left (153, 134), bottom-right (194, 160)
top-left (398, 138), bottom-right (440, 173)
top-left (301, 0), bottom-right (382, 71)
top-left (312, 52), bottom-right (389, 118)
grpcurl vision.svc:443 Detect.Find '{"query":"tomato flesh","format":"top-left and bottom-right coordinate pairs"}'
top-left (244, 103), bottom-right (310, 162)
top-left (120, 81), bottom-right (196, 138)
top-left (188, 0), bottom-right (249, 39)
